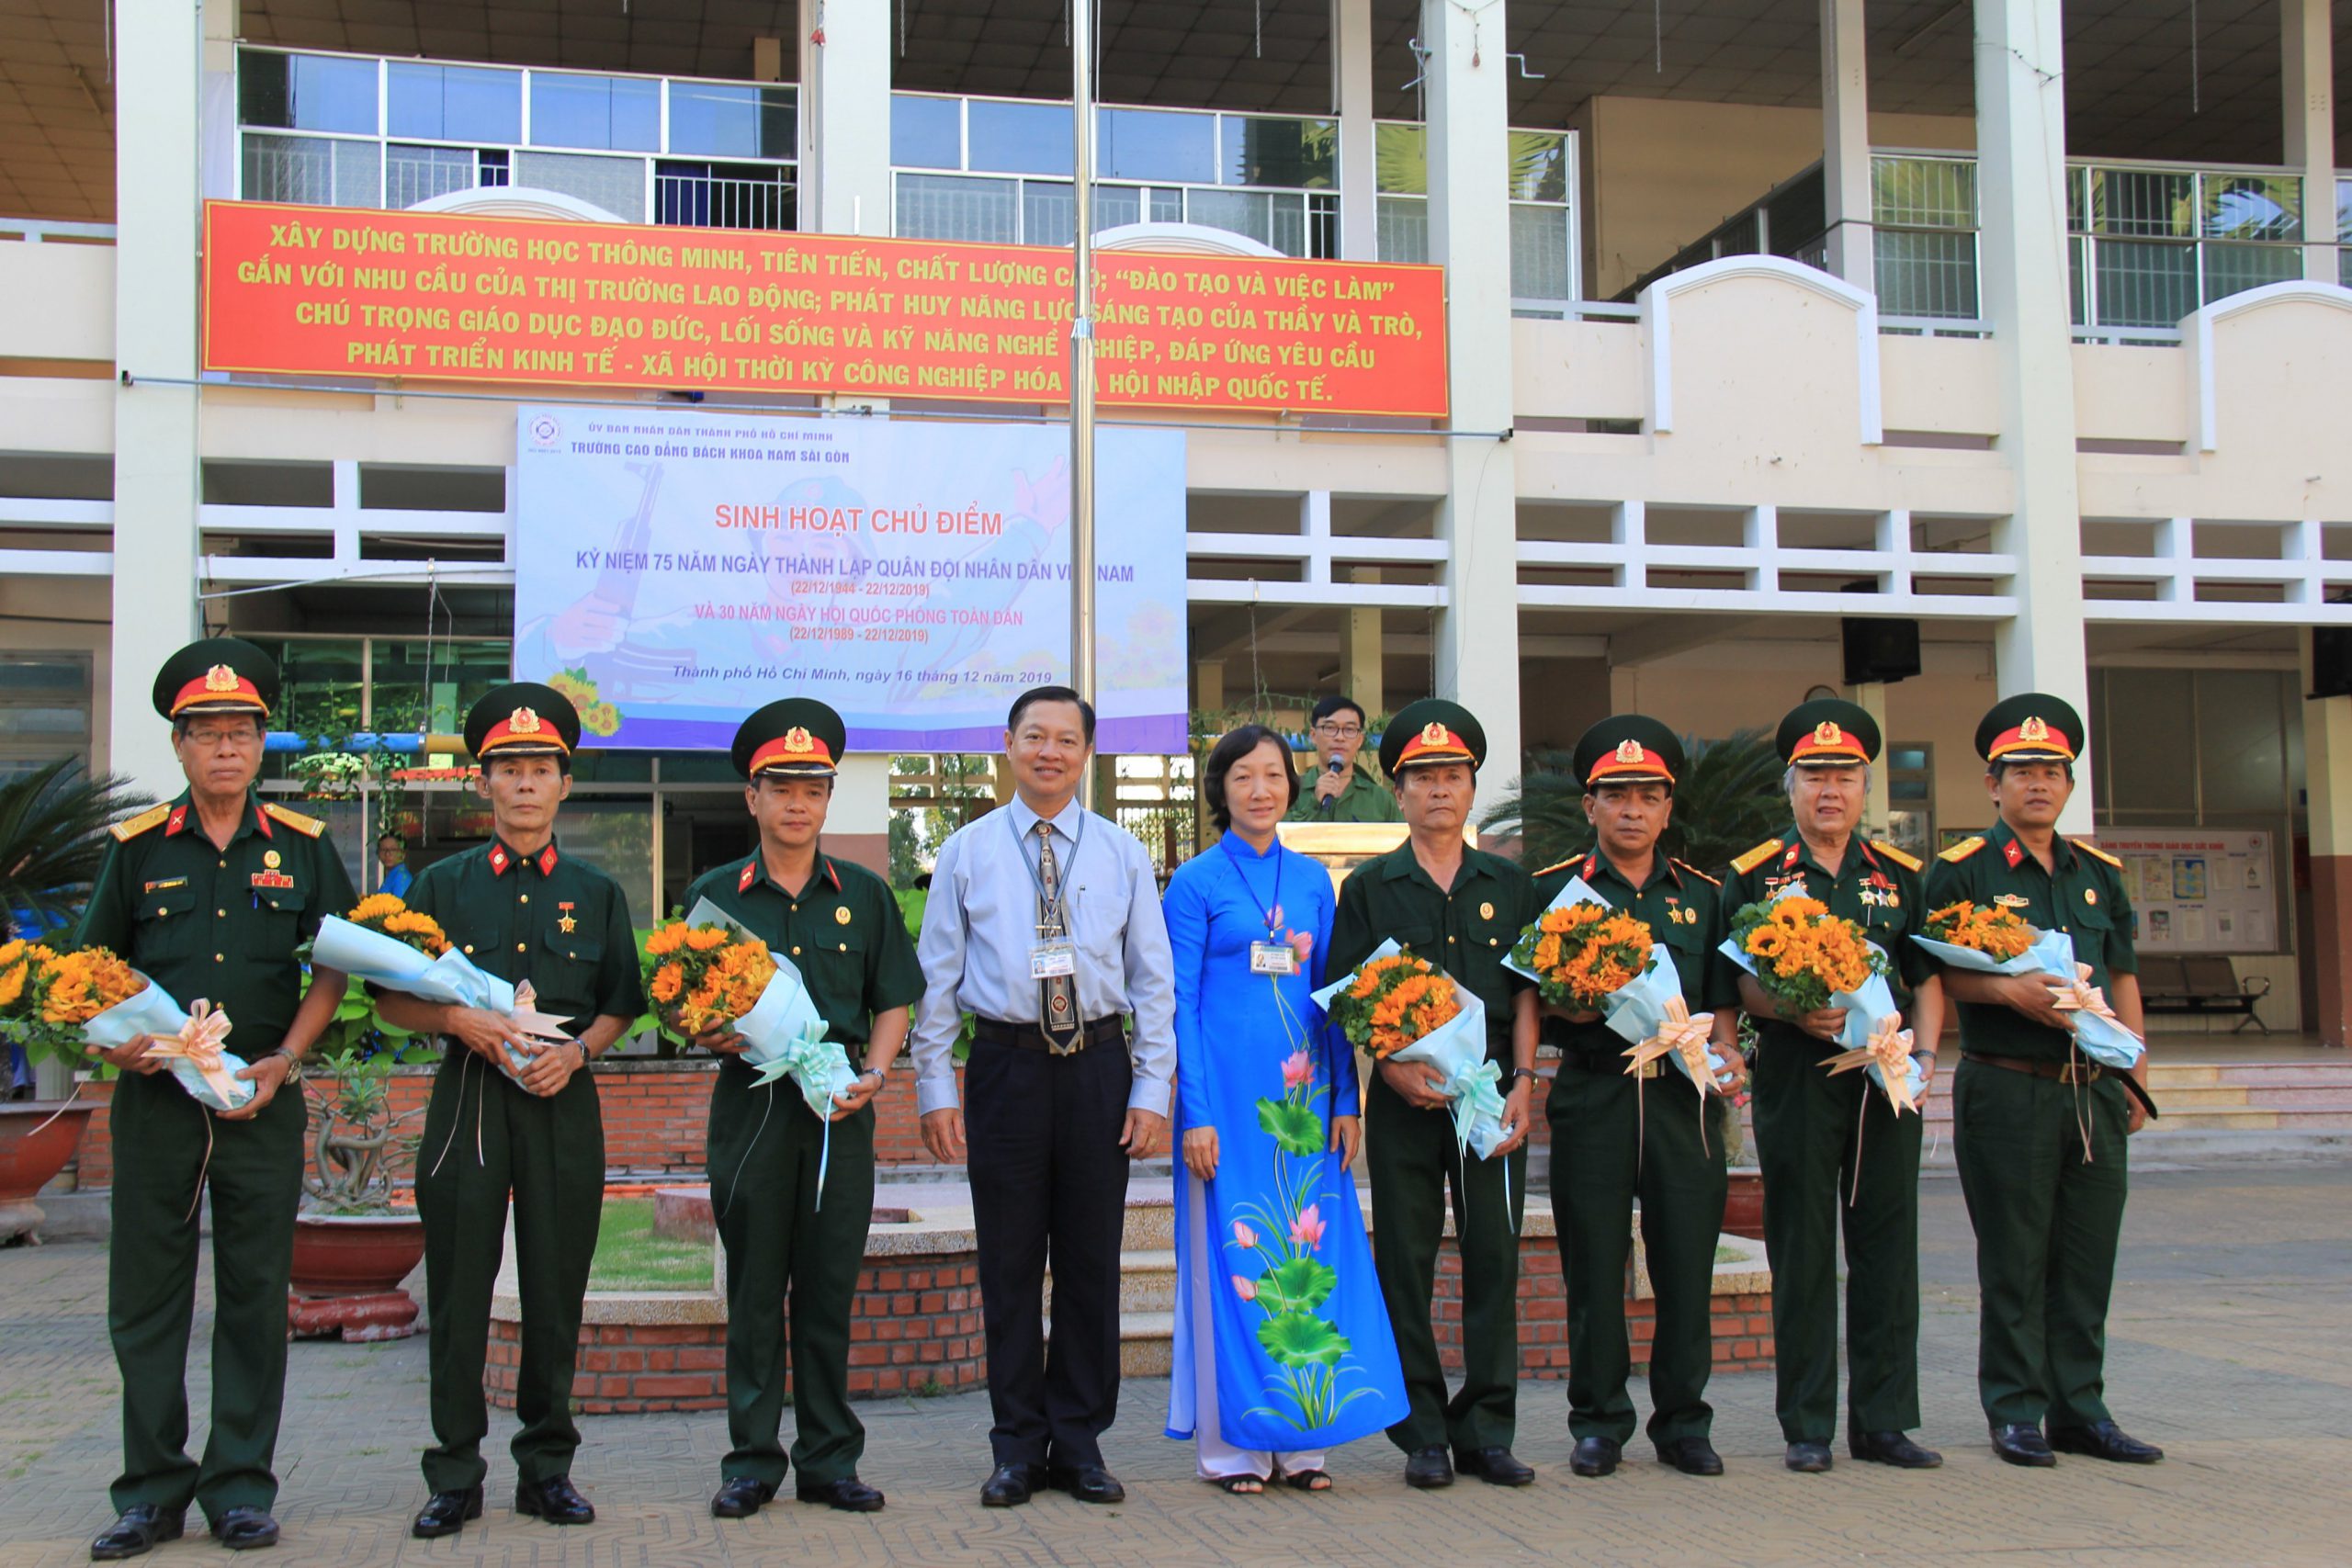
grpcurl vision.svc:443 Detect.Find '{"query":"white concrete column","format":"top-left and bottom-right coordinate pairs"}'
top-left (1333, 0), bottom-right (1378, 261)
top-left (1974, 0), bottom-right (2092, 834)
top-left (799, 0), bottom-right (892, 237)
top-left (1820, 0), bottom-right (1873, 289)
top-left (1426, 0), bottom-right (1523, 795)
top-left (1845, 680), bottom-right (1891, 833)
top-left (1341, 567), bottom-right (1385, 716)
top-left (108, 0), bottom-right (223, 796)
top-left (2282, 0), bottom-right (2336, 283)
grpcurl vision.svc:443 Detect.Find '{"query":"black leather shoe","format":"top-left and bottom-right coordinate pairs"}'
top-left (1455, 1446), bottom-right (1535, 1486)
top-left (1046, 1464), bottom-right (1125, 1505)
top-left (1991, 1424), bottom-right (2056, 1467)
top-left (90, 1505), bottom-right (185, 1561)
top-left (2051, 1421), bottom-right (2164, 1464)
top-left (1403, 1445), bottom-right (1454, 1489)
top-left (797, 1476), bottom-right (886, 1512)
top-left (1657, 1437), bottom-right (1724, 1476)
top-left (1850, 1429), bottom-right (1943, 1469)
top-left (209, 1508), bottom-right (280, 1551)
top-left (412, 1487), bottom-right (483, 1538)
top-left (981, 1462), bottom-right (1041, 1507)
top-left (710, 1478), bottom-right (776, 1518)
top-left (1785, 1440), bottom-right (1833, 1473)
top-left (514, 1476), bottom-right (595, 1525)
top-left (1568, 1437), bottom-right (1621, 1478)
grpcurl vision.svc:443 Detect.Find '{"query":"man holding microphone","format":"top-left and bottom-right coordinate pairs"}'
top-left (1286, 696), bottom-right (1402, 824)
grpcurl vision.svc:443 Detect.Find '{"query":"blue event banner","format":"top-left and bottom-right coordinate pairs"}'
top-left (512, 407), bottom-right (1186, 752)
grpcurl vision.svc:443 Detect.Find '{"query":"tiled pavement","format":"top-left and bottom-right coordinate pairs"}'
top-left (3, 1163), bottom-right (2347, 1566)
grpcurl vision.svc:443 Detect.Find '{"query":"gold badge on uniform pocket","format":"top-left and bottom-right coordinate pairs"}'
top-left (264, 850), bottom-right (281, 870)
top-left (1478, 902), bottom-right (1494, 920)
top-left (835, 907), bottom-right (853, 925)
top-left (2085, 889), bottom-right (2098, 905)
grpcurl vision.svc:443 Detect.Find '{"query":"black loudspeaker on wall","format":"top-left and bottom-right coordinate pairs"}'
top-left (1841, 617), bottom-right (1922, 685)
top-left (2312, 626), bottom-right (2352, 698)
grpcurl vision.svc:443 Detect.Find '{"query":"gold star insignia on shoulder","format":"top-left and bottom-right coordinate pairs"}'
top-left (1730, 839), bottom-right (1784, 876)
top-left (1869, 839), bottom-right (1923, 874)
top-left (112, 803), bottom-right (172, 841)
top-left (1938, 836), bottom-right (1986, 863)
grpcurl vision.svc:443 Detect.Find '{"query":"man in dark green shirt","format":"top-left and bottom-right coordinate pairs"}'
top-left (1285, 695), bottom-right (1403, 823)
top-left (1922, 694), bottom-right (2159, 1470)
top-left (1713, 699), bottom-right (1944, 1474)
top-left (76, 638), bottom-right (355, 1562)
top-left (1327, 698), bottom-right (1538, 1491)
top-left (1533, 716), bottom-right (1742, 1482)
top-left (374, 684), bottom-right (646, 1537)
top-left (682, 699), bottom-right (924, 1519)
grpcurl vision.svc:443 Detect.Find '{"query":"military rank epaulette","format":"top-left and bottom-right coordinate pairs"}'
top-left (262, 802), bottom-right (326, 838)
top-left (1532, 856), bottom-right (1583, 878)
top-left (1670, 857), bottom-right (1721, 887)
top-left (1729, 839), bottom-right (1784, 876)
top-left (110, 803), bottom-right (171, 842)
top-left (1938, 836), bottom-right (1986, 863)
top-left (2070, 837), bottom-right (2123, 869)
top-left (1870, 839), bottom-right (1923, 874)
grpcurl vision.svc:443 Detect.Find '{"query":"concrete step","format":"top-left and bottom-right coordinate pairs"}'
top-left (1923, 1122), bottom-right (2352, 1165)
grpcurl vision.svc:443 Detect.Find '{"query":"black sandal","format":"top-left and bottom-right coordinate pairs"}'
top-left (1281, 1469), bottom-right (1332, 1491)
top-left (1214, 1475), bottom-right (1264, 1494)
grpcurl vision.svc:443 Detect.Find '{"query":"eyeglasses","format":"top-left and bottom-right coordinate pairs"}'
top-left (1312, 722), bottom-right (1363, 739)
top-left (184, 728), bottom-right (262, 750)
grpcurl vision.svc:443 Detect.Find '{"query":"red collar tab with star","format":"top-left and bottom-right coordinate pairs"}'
top-left (2003, 838), bottom-right (2026, 869)
top-left (164, 804), bottom-right (190, 837)
top-left (488, 841), bottom-right (559, 876)
top-left (1781, 842), bottom-right (1802, 871)
top-left (735, 853), bottom-right (842, 894)
top-left (739, 859), bottom-right (759, 892)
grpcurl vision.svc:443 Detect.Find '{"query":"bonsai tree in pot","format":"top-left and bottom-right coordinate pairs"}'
top-left (290, 1026), bottom-right (431, 1340)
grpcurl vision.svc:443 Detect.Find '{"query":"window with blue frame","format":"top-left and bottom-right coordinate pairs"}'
top-left (387, 62), bottom-right (523, 145)
top-left (239, 50), bottom-right (379, 136)
top-left (529, 72), bottom-right (660, 152)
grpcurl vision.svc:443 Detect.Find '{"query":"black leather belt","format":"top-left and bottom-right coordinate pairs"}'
top-left (1962, 1051), bottom-right (2160, 1119)
top-left (972, 1015), bottom-right (1125, 1054)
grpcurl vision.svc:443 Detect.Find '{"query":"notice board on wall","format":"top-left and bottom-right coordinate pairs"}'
top-left (2095, 829), bottom-right (2277, 953)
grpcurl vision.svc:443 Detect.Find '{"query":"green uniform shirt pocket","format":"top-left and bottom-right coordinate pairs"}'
top-left (254, 885), bottom-right (309, 950)
top-left (541, 924), bottom-right (605, 1012)
top-left (2064, 897), bottom-right (2114, 981)
top-left (132, 881), bottom-right (201, 963)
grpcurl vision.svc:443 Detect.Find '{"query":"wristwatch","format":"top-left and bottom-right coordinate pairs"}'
top-left (860, 1064), bottom-right (888, 1085)
top-left (269, 1048), bottom-right (304, 1083)
top-left (1508, 1066), bottom-right (1540, 1088)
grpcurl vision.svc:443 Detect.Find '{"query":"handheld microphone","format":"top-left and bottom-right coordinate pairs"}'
top-left (1319, 753), bottom-right (1344, 814)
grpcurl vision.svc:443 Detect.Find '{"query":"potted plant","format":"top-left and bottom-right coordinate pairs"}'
top-left (1718, 1014), bottom-right (1766, 1240)
top-left (288, 1027), bottom-right (429, 1339)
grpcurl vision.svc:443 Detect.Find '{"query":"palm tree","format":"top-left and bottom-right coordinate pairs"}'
top-left (1480, 729), bottom-right (1784, 875)
top-left (0, 761), bottom-right (153, 937)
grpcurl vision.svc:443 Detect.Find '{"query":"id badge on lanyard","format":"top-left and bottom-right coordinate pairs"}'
top-left (1250, 941), bottom-right (1298, 976)
top-left (1031, 939), bottom-right (1078, 979)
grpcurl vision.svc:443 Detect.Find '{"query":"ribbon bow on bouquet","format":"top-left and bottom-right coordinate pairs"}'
top-left (1621, 996), bottom-right (1723, 1156)
top-left (142, 1000), bottom-right (245, 1110)
top-left (1824, 1011), bottom-right (1921, 1118)
top-left (2046, 962), bottom-right (2148, 1073)
top-left (504, 979), bottom-right (578, 1059)
top-left (1441, 1055), bottom-right (1509, 1161)
top-left (743, 1020), bottom-right (861, 1211)
top-left (2049, 963), bottom-right (2114, 1022)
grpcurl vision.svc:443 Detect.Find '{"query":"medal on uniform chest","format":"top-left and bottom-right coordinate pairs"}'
top-left (2085, 889), bottom-right (2098, 905)
top-left (558, 900), bottom-right (578, 933)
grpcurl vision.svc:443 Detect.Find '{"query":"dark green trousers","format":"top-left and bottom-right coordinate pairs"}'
top-left (1547, 1062), bottom-right (1727, 1447)
top-left (107, 1071), bottom-right (304, 1521)
top-left (1751, 1033), bottom-right (1924, 1442)
top-left (707, 1066), bottom-right (876, 1488)
top-left (1952, 1060), bottom-right (2128, 1429)
top-left (1364, 1066), bottom-right (1527, 1454)
top-left (414, 1051), bottom-right (604, 1494)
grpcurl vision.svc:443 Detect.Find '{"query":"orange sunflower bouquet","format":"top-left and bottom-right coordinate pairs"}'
top-left (308, 895), bottom-right (571, 1082)
top-left (6, 942), bottom-right (254, 1110)
top-left (1919, 900), bottom-right (2035, 962)
top-left (1507, 897), bottom-right (1654, 1012)
top-left (1313, 940), bottom-right (1507, 1161)
top-left (1724, 897), bottom-right (1888, 1017)
top-left (0, 940), bottom-right (153, 1069)
top-left (644, 916), bottom-right (780, 1040)
top-left (339, 892), bottom-right (451, 957)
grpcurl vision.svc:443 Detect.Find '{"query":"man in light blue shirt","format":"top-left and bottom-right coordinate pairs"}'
top-left (911, 685), bottom-right (1175, 1510)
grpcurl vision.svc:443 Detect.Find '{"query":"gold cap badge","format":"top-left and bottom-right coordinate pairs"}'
top-left (1420, 721), bottom-right (1450, 747)
top-left (785, 726), bottom-right (815, 754)
top-left (2019, 715), bottom-right (2049, 742)
top-left (510, 707), bottom-right (542, 734)
top-left (1814, 721), bottom-right (1844, 746)
top-left (1614, 738), bottom-right (1645, 764)
top-left (205, 664), bottom-right (238, 693)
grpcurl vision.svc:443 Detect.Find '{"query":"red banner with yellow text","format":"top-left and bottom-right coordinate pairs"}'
top-left (201, 201), bottom-right (1447, 418)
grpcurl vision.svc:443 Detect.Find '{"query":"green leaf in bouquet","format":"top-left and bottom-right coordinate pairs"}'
top-left (1255, 1097), bottom-right (1325, 1156)
top-left (1255, 1311), bottom-right (1351, 1369)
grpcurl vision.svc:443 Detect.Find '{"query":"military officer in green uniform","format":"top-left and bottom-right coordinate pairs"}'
top-left (1923, 694), bottom-right (2160, 1469)
top-left (76, 637), bottom-right (356, 1561)
top-left (1327, 698), bottom-right (1540, 1491)
top-left (1286, 695), bottom-right (1403, 823)
top-left (682, 699), bottom-right (924, 1518)
top-left (1714, 699), bottom-right (1945, 1474)
top-left (372, 684), bottom-right (646, 1537)
top-left (1534, 716), bottom-right (1744, 1482)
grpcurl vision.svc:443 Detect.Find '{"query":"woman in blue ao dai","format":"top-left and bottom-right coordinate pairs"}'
top-left (1163, 726), bottom-right (1405, 1492)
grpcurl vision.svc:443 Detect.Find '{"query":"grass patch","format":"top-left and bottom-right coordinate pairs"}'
top-left (1714, 1244), bottom-right (1745, 1264)
top-left (588, 1198), bottom-right (715, 1292)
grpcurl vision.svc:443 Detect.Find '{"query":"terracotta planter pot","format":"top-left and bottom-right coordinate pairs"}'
top-left (0, 1100), bottom-right (97, 1242)
top-left (1722, 1168), bottom-right (1767, 1241)
top-left (290, 1212), bottom-right (426, 1296)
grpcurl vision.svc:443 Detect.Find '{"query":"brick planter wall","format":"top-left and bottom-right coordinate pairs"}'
top-left (486, 1248), bottom-right (985, 1416)
top-left (72, 1058), bottom-right (972, 1190)
top-left (1430, 1229), bottom-right (1775, 1378)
